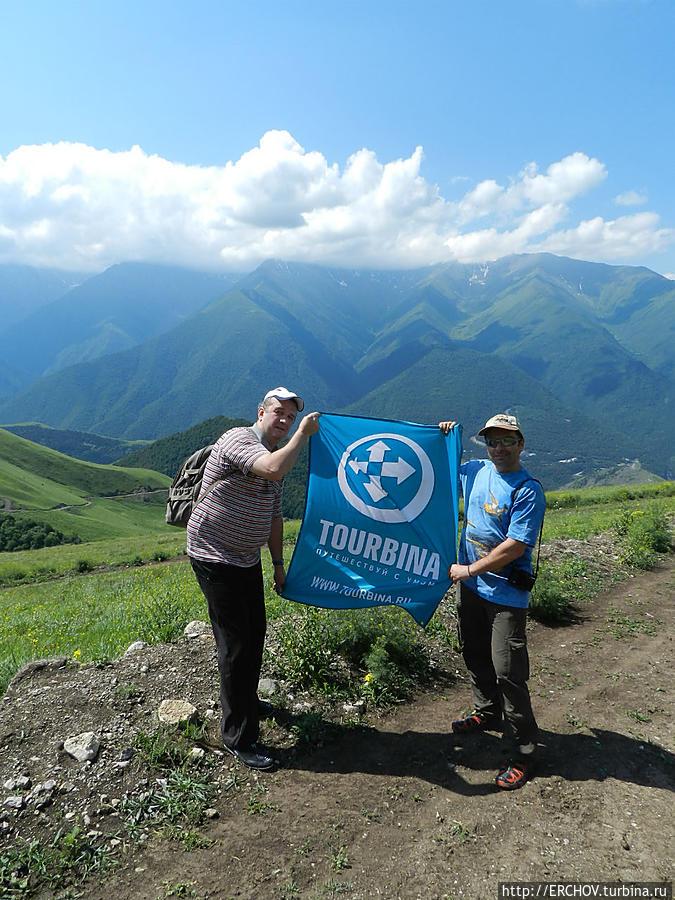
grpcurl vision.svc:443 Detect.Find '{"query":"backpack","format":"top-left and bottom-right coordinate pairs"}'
top-left (165, 444), bottom-right (229, 527)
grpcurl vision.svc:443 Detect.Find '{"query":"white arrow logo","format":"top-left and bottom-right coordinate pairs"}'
top-left (337, 433), bottom-right (435, 523)
top-left (350, 444), bottom-right (416, 502)
top-left (381, 458), bottom-right (415, 484)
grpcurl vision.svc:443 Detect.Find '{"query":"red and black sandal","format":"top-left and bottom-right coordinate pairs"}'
top-left (495, 759), bottom-right (532, 790)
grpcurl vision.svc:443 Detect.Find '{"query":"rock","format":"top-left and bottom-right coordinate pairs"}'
top-left (64, 732), bottom-right (101, 762)
top-left (4, 776), bottom-right (31, 790)
top-left (184, 620), bottom-right (211, 639)
top-left (157, 699), bottom-right (198, 725)
top-left (27, 780), bottom-right (56, 802)
top-left (258, 678), bottom-right (278, 697)
top-left (4, 795), bottom-right (25, 809)
top-left (123, 641), bottom-right (148, 657)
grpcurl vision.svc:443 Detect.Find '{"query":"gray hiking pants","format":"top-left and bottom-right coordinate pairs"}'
top-left (457, 583), bottom-right (538, 754)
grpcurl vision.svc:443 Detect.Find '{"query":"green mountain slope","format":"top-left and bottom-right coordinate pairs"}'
top-left (0, 428), bottom-right (168, 508)
top-left (2, 423), bottom-right (148, 464)
top-left (0, 263), bottom-right (241, 385)
top-left (0, 429), bottom-right (171, 542)
top-left (0, 283), bottom-right (357, 439)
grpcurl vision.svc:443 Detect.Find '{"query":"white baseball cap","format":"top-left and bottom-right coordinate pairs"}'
top-left (477, 413), bottom-right (523, 437)
top-left (263, 386), bottom-right (304, 412)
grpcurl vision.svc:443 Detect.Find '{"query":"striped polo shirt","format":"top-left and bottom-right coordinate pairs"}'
top-left (186, 424), bottom-right (283, 567)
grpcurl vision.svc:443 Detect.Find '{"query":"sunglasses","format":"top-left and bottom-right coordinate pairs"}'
top-left (484, 436), bottom-right (520, 448)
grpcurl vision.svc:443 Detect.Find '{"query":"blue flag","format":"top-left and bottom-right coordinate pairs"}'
top-left (282, 413), bottom-right (462, 627)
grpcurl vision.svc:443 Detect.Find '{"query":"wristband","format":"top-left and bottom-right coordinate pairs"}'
top-left (466, 564), bottom-right (472, 577)
top-left (272, 559), bottom-right (284, 567)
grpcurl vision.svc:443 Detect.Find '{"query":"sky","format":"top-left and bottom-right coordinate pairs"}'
top-left (1, 0), bottom-right (674, 277)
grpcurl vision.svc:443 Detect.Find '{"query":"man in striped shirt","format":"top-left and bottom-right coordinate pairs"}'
top-left (188, 387), bottom-right (321, 770)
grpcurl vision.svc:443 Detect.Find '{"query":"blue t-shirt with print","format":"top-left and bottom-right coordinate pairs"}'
top-left (459, 459), bottom-right (546, 609)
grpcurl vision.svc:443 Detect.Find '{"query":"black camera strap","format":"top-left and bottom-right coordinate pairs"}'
top-left (508, 477), bottom-right (545, 581)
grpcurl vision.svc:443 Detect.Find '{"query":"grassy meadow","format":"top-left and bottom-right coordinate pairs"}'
top-left (0, 483), bottom-right (672, 699)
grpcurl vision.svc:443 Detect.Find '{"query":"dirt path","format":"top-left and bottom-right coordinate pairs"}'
top-left (79, 558), bottom-right (673, 900)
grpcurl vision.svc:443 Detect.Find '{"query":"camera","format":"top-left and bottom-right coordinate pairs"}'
top-left (507, 568), bottom-right (537, 592)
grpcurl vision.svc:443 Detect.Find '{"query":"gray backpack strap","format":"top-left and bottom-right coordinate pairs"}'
top-left (190, 471), bottom-right (230, 515)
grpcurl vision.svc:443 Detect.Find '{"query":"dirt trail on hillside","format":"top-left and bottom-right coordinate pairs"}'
top-left (69, 559), bottom-right (674, 900)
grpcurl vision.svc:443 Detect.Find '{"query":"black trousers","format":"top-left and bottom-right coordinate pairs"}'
top-left (457, 583), bottom-right (538, 753)
top-left (190, 558), bottom-right (266, 750)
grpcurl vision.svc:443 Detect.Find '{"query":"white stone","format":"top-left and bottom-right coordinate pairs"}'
top-left (157, 699), bottom-right (197, 725)
top-left (64, 732), bottom-right (100, 762)
top-left (184, 620), bottom-right (211, 638)
top-left (124, 641), bottom-right (147, 657)
top-left (258, 677), bottom-right (278, 696)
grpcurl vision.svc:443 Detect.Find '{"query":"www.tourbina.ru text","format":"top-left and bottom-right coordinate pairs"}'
top-left (310, 574), bottom-right (413, 605)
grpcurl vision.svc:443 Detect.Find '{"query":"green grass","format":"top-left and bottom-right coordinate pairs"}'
top-left (0, 562), bottom-right (206, 690)
top-left (0, 486), bottom-right (672, 696)
top-left (2, 494), bottom-right (172, 543)
top-left (544, 481), bottom-right (674, 510)
top-left (0, 531), bottom-right (189, 587)
top-left (541, 495), bottom-right (671, 541)
top-left (0, 550), bottom-right (291, 693)
top-left (0, 825), bottom-right (114, 897)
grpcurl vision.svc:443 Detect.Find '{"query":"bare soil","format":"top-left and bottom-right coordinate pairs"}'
top-left (1, 551), bottom-right (673, 900)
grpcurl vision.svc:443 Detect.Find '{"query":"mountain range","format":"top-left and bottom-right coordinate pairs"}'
top-left (0, 253), bottom-right (672, 489)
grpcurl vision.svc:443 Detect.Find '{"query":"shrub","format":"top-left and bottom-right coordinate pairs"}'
top-left (271, 608), bottom-right (334, 689)
top-left (529, 564), bottom-right (571, 622)
top-left (613, 508), bottom-right (672, 570)
top-left (362, 634), bottom-right (416, 703)
top-left (269, 605), bottom-right (431, 705)
top-left (0, 516), bottom-right (79, 552)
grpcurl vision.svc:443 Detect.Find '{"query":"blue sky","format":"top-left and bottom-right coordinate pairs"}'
top-left (1, 0), bottom-right (673, 276)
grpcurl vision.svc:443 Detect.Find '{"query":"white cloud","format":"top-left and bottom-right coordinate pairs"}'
top-left (534, 212), bottom-right (673, 261)
top-left (614, 190), bottom-right (648, 207)
top-left (0, 134), bottom-right (671, 272)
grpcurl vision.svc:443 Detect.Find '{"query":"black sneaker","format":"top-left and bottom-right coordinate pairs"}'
top-left (451, 709), bottom-right (501, 734)
top-left (225, 743), bottom-right (275, 771)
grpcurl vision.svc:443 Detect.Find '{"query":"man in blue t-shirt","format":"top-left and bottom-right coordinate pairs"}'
top-left (439, 413), bottom-right (546, 790)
